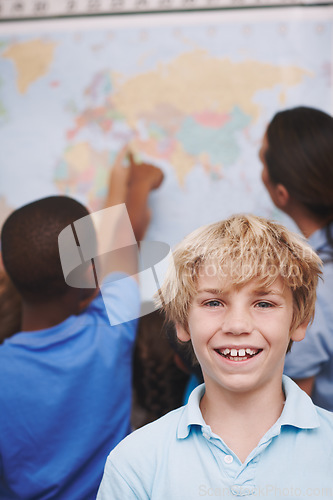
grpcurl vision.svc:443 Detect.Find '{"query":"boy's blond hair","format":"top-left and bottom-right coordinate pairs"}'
top-left (159, 214), bottom-right (322, 359)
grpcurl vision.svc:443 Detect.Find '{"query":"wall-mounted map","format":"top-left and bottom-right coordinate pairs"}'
top-left (1, 7), bottom-right (332, 246)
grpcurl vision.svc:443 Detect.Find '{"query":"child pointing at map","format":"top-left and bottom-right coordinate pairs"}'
top-left (0, 147), bottom-right (163, 500)
top-left (97, 214), bottom-right (333, 499)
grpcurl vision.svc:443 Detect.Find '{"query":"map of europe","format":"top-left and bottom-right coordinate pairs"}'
top-left (1, 7), bottom-right (332, 246)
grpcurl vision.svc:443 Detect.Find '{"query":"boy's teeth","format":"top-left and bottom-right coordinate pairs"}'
top-left (221, 348), bottom-right (258, 357)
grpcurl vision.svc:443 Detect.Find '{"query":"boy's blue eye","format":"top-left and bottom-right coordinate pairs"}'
top-left (205, 300), bottom-right (221, 307)
top-left (256, 301), bottom-right (273, 308)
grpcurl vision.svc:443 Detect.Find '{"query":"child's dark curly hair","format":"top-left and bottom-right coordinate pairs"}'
top-left (132, 308), bottom-right (191, 429)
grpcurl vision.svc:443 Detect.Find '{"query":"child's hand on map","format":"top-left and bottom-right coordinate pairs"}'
top-left (125, 150), bottom-right (164, 241)
top-left (127, 150), bottom-right (164, 191)
top-left (104, 144), bottom-right (163, 241)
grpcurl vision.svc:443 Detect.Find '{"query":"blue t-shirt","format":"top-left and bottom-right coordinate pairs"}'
top-left (97, 376), bottom-right (333, 499)
top-left (0, 273), bottom-right (140, 500)
top-left (284, 223), bottom-right (333, 411)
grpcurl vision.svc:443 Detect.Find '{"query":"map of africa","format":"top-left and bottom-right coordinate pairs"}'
top-left (1, 7), bottom-right (332, 247)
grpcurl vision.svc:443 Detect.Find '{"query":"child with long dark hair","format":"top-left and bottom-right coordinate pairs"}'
top-left (259, 106), bottom-right (333, 411)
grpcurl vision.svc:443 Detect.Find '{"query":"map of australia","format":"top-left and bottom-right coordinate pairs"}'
top-left (0, 9), bottom-right (331, 244)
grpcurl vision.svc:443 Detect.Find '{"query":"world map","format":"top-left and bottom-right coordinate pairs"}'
top-left (1, 7), bottom-right (332, 247)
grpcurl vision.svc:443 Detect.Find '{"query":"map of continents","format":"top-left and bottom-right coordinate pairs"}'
top-left (0, 10), bottom-right (331, 244)
top-left (62, 49), bottom-right (308, 189)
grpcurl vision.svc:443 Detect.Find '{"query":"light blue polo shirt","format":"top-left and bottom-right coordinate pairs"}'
top-left (97, 376), bottom-right (333, 499)
top-left (284, 223), bottom-right (333, 411)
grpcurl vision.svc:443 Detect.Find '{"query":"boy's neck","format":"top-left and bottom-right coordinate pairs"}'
top-left (200, 379), bottom-right (285, 463)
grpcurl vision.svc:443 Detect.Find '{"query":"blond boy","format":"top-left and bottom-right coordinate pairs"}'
top-left (97, 215), bottom-right (333, 499)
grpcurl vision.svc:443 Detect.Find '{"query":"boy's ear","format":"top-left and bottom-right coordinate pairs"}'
top-left (290, 320), bottom-right (309, 343)
top-left (175, 323), bottom-right (191, 342)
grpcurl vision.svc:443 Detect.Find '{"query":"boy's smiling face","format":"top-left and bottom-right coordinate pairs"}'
top-left (176, 266), bottom-right (307, 398)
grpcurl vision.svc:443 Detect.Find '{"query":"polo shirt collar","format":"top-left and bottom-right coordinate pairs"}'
top-left (177, 384), bottom-right (206, 439)
top-left (177, 375), bottom-right (319, 440)
top-left (278, 375), bottom-right (320, 429)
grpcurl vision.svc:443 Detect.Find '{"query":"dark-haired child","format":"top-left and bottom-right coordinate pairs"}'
top-left (260, 106), bottom-right (333, 411)
top-left (0, 147), bottom-right (163, 500)
top-left (132, 309), bottom-right (192, 429)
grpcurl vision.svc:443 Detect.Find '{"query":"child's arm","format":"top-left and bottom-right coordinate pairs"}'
top-left (104, 148), bottom-right (163, 240)
top-left (95, 147), bottom-right (163, 283)
top-left (125, 152), bottom-right (164, 242)
top-left (103, 146), bottom-right (132, 209)
top-left (79, 148), bottom-right (163, 311)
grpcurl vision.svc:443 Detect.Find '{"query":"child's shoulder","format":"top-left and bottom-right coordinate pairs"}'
top-left (110, 405), bottom-right (185, 461)
top-left (130, 405), bottom-right (185, 440)
top-left (280, 376), bottom-right (333, 450)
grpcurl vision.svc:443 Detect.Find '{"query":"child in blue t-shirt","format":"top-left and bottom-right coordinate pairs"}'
top-left (0, 146), bottom-right (163, 500)
top-left (97, 214), bottom-right (333, 499)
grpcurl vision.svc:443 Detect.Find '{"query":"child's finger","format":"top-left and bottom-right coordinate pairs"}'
top-left (113, 145), bottom-right (131, 169)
